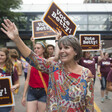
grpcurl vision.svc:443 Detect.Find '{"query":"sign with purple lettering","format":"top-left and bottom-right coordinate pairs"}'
top-left (0, 76), bottom-right (15, 107)
top-left (42, 2), bottom-right (77, 36)
top-left (32, 20), bottom-right (56, 39)
top-left (80, 34), bottom-right (101, 51)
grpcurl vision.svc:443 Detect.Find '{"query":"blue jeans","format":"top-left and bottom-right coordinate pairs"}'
top-left (100, 76), bottom-right (107, 90)
top-left (27, 86), bottom-right (47, 102)
top-left (0, 107), bottom-right (12, 112)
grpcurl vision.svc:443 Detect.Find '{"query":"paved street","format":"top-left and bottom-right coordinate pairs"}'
top-left (14, 73), bottom-right (112, 112)
top-left (14, 74), bottom-right (26, 112)
top-left (94, 76), bottom-right (112, 112)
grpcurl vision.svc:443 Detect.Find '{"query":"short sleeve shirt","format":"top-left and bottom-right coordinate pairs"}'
top-left (107, 69), bottom-right (112, 82)
top-left (0, 67), bottom-right (18, 84)
top-left (79, 56), bottom-right (98, 76)
top-left (98, 58), bottom-right (111, 77)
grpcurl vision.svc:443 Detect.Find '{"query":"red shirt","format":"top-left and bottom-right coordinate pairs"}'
top-left (29, 67), bottom-right (49, 88)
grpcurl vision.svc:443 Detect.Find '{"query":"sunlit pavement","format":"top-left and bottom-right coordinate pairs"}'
top-left (14, 72), bottom-right (112, 112)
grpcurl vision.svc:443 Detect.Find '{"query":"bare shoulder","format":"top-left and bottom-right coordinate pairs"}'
top-left (17, 60), bottom-right (22, 65)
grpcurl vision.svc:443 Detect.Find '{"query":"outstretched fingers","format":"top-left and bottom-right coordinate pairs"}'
top-left (7, 19), bottom-right (13, 25)
top-left (1, 19), bottom-right (12, 33)
top-left (56, 29), bottom-right (62, 39)
top-left (1, 22), bottom-right (8, 30)
top-left (13, 22), bottom-right (17, 30)
top-left (4, 19), bottom-right (11, 28)
top-left (1, 27), bottom-right (7, 34)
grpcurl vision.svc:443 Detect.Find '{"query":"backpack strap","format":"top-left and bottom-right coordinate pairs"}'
top-left (38, 71), bottom-right (47, 94)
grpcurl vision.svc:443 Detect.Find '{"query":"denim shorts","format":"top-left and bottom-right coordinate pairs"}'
top-left (27, 86), bottom-right (47, 102)
top-left (0, 107), bottom-right (12, 112)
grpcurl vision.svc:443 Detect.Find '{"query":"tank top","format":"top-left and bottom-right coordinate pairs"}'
top-left (29, 67), bottom-right (49, 88)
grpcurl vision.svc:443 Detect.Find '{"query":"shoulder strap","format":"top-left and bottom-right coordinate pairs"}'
top-left (38, 71), bottom-right (47, 94)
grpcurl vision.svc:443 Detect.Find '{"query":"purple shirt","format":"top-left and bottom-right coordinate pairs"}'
top-left (98, 58), bottom-right (111, 77)
top-left (107, 69), bottom-right (112, 82)
top-left (79, 56), bottom-right (98, 77)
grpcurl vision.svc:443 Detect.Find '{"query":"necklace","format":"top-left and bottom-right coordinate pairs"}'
top-left (0, 65), bottom-right (6, 77)
top-left (2, 65), bottom-right (6, 74)
top-left (14, 59), bottom-right (17, 68)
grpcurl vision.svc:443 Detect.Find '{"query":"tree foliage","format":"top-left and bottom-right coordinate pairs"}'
top-left (0, 0), bottom-right (23, 23)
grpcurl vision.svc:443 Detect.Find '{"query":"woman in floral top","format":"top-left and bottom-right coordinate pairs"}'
top-left (1, 19), bottom-right (94, 112)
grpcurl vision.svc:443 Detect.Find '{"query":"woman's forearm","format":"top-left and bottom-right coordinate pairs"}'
top-left (22, 80), bottom-right (29, 98)
top-left (54, 41), bottom-right (59, 61)
top-left (54, 30), bottom-right (62, 61)
top-left (14, 36), bottom-right (31, 58)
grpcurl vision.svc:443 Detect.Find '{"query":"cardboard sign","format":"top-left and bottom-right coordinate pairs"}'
top-left (32, 20), bottom-right (56, 39)
top-left (80, 34), bottom-right (101, 51)
top-left (0, 76), bottom-right (15, 107)
top-left (43, 2), bottom-right (77, 36)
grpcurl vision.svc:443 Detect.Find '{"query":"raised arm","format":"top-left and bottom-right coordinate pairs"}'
top-left (53, 30), bottom-right (62, 61)
top-left (48, 30), bottom-right (61, 62)
top-left (1, 19), bottom-right (31, 58)
top-left (98, 44), bottom-right (104, 62)
top-left (1, 19), bottom-right (57, 74)
top-left (30, 36), bottom-right (36, 49)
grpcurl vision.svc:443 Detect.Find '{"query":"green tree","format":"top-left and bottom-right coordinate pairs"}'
top-left (0, 0), bottom-right (23, 23)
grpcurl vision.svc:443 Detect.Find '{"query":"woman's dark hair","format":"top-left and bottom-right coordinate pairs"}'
top-left (47, 44), bottom-right (55, 50)
top-left (9, 49), bottom-right (19, 59)
top-left (58, 35), bottom-right (82, 61)
top-left (36, 42), bottom-right (49, 59)
top-left (83, 52), bottom-right (86, 58)
top-left (103, 52), bottom-right (108, 56)
top-left (0, 48), bottom-right (13, 74)
top-left (82, 51), bottom-right (93, 60)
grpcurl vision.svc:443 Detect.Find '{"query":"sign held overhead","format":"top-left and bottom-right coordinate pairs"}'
top-left (32, 20), bottom-right (56, 39)
top-left (80, 34), bottom-right (101, 51)
top-left (42, 2), bottom-right (77, 36)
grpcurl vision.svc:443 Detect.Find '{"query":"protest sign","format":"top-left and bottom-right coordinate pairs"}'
top-left (80, 34), bottom-right (101, 51)
top-left (32, 20), bottom-right (56, 39)
top-left (0, 76), bottom-right (15, 107)
top-left (43, 2), bottom-right (77, 36)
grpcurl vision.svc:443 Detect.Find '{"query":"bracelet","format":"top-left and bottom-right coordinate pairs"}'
top-left (55, 40), bottom-right (58, 42)
top-left (97, 73), bottom-right (101, 77)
